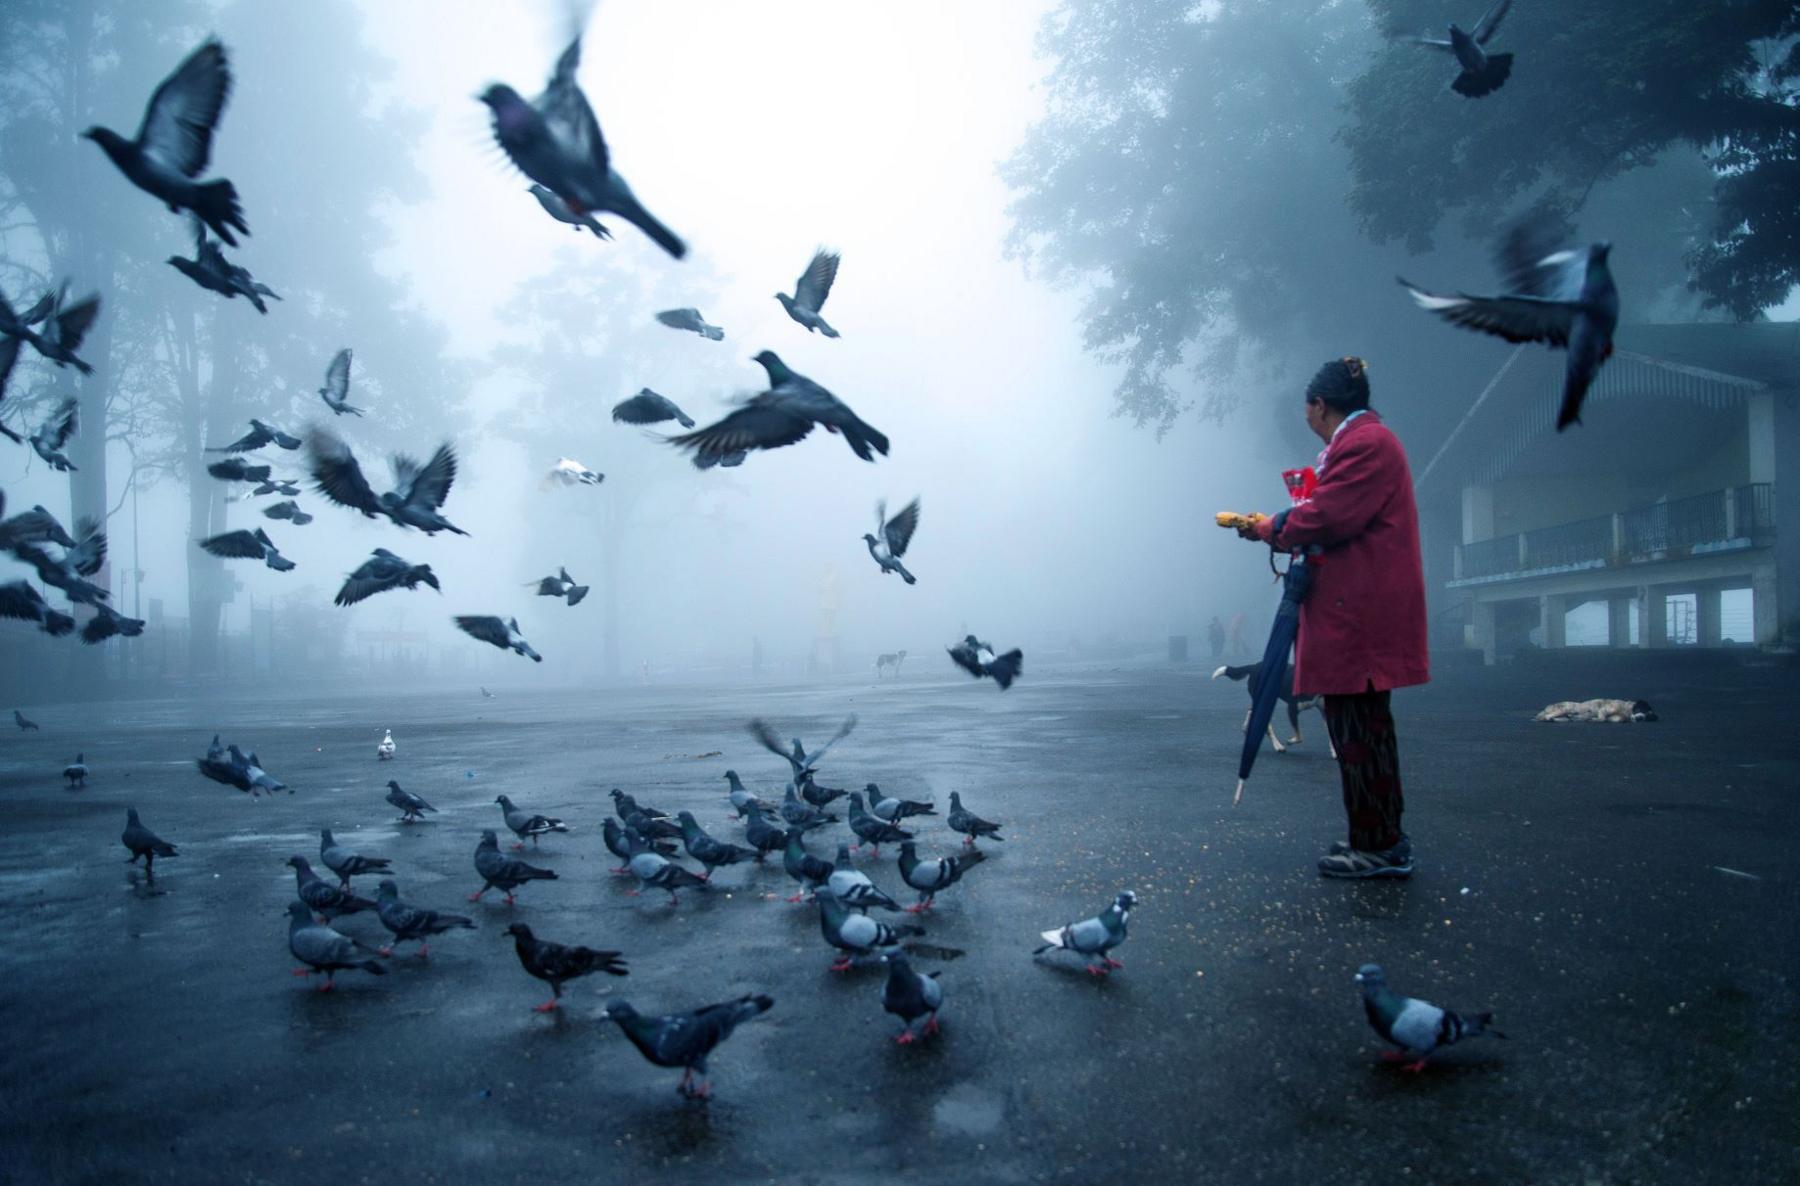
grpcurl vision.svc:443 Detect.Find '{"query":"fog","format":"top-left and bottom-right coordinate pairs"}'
top-left (0, 0), bottom-right (1776, 692)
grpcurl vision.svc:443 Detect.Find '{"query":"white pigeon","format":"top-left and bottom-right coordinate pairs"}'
top-left (543, 457), bottom-right (604, 489)
top-left (377, 729), bottom-right (395, 761)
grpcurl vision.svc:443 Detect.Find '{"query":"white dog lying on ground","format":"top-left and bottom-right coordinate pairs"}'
top-left (1534, 698), bottom-right (1658, 723)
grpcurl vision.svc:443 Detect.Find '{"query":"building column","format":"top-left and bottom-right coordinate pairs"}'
top-left (1461, 483), bottom-right (1494, 545)
top-left (1607, 597), bottom-right (1632, 648)
top-left (1753, 566), bottom-right (1779, 645)
top-left (1696, 587), bottom-right (1723, 647)
top-left (1643, 587), bottom-right (1668, 647)
top-left (1470, 599), bottom-right (1498, 665)
top-left (1541, 594), bottom-right (1568, 649)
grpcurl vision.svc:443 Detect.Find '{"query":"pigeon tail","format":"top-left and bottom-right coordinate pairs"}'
top-left (988, 649), bottom-right (1023, 689)
top-left (1451, 52), bottom-right (1512, 98)
top-left (616, 196), bottom-right (686, 260)
top-left (192, 179), bottom-right (249, 247)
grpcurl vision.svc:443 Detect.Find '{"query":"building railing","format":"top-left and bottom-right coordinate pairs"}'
top-left (1454, 483), bottom-right (1774, 581)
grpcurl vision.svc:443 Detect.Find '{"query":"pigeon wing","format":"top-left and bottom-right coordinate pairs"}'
top-left (1388, 997), bottom-right (1447, 1052)
top-left (395, 443), bottom-right (457, 511)
top-left (883, 498), bottom-right (920, 558)
top-left (612, 391), bottom-right (676, 425)
top-left (667, 398), bottom-right (815, 462)
top-left (1473, 0), bottom-right (1512, 44)
top-left (794, 249), bottom-right (840, 313)
top-left (0, 580), bottom-right (48, 621)
top-left (805, 715), bottom-right (858, 767)
top-left (209, 421), bottom-right (273, 453)
top-left (538, 36), bottom-right (610, 177)
top-left (43, 398), bottom-right (79, 450)
top-left (655, 308), bottom-right (699, 331)
top-left (1400, 280), bottom-right (1577, 348)
top-left (53, 296), bottom-right (101, 353)
top-left (307, 429), bottom-right (383, 515)
top-left (320, 348), bottom-right (352, 405)
top-left (136, 39), bottom-right (231, 179)
top-left (198, 529), bottom-right (264, 558)
top-left (67, 517), bottom-right (106, 576)
top-left (1497, 214), bottom-right (1583, 301)
top-left (455, 615), bottom-right (511, 650)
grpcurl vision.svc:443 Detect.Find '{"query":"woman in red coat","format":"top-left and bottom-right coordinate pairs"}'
top-left (1240, 357), bottom-right (1428, 879)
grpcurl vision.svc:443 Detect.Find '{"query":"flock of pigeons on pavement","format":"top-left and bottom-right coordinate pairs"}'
top-left (0, 3), bottom-right (1631, 1103)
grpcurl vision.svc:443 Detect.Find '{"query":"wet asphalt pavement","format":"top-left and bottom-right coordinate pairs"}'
top-left (0, 657), bottom-right (1795, 1185)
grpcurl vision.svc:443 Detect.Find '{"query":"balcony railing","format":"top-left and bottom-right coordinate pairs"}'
top-left (1454, 483), bottom-right (1774, 582)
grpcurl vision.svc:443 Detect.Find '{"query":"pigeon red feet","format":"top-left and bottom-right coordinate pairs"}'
top-left (1379, 1050), bottom-right (1408, 1062)
top-left (377, 946), bottom-right (394, 957)
top-left (923, 1015), bottom-right (940, 1036)
top-left (904, 903), bottom-right (927, 914)
top-left (532, 1000), bottom-right (560, 1014)
top-left (784, 892), bottom-right (805, 903)
top-left (626, 890), bottom-right (642, 897)
top-left (962, 837), bottom-right (974, 847)
top-left (416, 944), bottom-right (431, 959)
top-left (290, 967), bottom-right (313, 977)
top-left (467, 891), bottom-right (485, 902)
top-left (829, 958), bottom-right (854, 973)
top-left (665, 893), bottom-right (681, 906)
top-left (503, 893), bottom-right (517, 906)
top-left (1402, 1059), bottom-right (1429, 1074)
top-left (510, 842), bottom-right (525, 851)
top-left (1085, 964), bottom-right (1111, 977)
top-left (315, 979), bottom-right (336, 993)
top-left (609, 866), bottom-right (629, 876)
top-left (895, 1030), bottom-right (917, 1045)
top-left (1103, 957), bottom-right (1125, 969)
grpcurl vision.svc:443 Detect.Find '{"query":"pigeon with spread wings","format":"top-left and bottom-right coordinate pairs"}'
top-left (198, 527), bottom-right (295, 572)
top-left (668, 352), bottom-right (887, 468)
top-left (863, 497), bottom-right (919, 584)
top-left (1408, 0), bottom-right (1514, 98)
top-left (307, 428), bottom-right (466, 535)
top-left (777, 249), bottom-right (841, 337)
top-left (455, 615), bottom-right (541, 662)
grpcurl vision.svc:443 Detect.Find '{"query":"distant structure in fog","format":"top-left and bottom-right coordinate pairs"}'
top-left (1417, 324), bottom-right (1800, 660)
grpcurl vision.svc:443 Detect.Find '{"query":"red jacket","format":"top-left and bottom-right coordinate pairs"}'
top-left (1254, 412), bottom-right (1429, 695)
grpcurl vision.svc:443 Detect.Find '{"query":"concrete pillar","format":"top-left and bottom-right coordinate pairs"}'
top-left (1753, 565), bottom-right (1780, 645)
top-left (1461, 483), bottom-right (1494, 544)
top-left (1607, 597), bottom-right (1632, 648)
top-left (1542, 594), bottom-right (1568, 649)
top-left (1470, 599), bottom-right (1498, 665)
top-left (1641, 586), bottom-right (1665, 648)
top-left (1697, 587), bottom-right (1722, 647)
top-left (1748, 392), bottom-right (1776, 485)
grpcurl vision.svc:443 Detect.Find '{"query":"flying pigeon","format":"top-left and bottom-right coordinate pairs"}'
top-left (385, 780), bottom-right (436, 823)
top-left (122, 808), bottom-right (179, 876)
top-left (1399, 211), bottom-right (1618, 430)
top-left (81, 602), bottom-right (146, 645)
top-left (654, 308), bottom-right (724, 341)
top-left (946, 791), bottom-right (1003, 847)
top-left (750, 714), bottom-right (857, 782)
top-left (544, 456), bottom-right (604, 487)
top-left (694, 448), bottom-right (747, 470)
top-left (13, 519), bottom-right (109, 605)
top-left (863, 497), bottom-right (919, 584)
top-left (881, 951), bottom-right (943, 1044)
top-left (609, 788), bottom-right (669, 823)
top-left (261, 499), bottom-right (313, 525)
top-left (495, 794), bottom-right (570, 849)
top-left (198, 527), bottom-right (294, 571)
top-left (529, 567), bottom-right (589, 607)
top-left (0, 503), bottom-right (77, 550)
top-left (375, 879), bottom-right (475, 958)
top-left (847, 790), bottom-right (912, 855)
top-left (285, 900), bottom-right (385, 990)
top-left (1034, 890), bottom-right (1136, 975)
top-left (167, 221), bottom-right (278, 312)
top-left (286, 855), bottom-right (376, 920)
top-left (335, 549), bottom-right (439, 606)
top-left (307, 429), bottom-right (466, 534)
top-left (0, 582), bottom-right (76, 638)
top-left (781, 827), bottom-right (835, 903)
top-left (376, 729), bottom-right (395, 760)
top-left (623, 828), bottom-right (709, 905)
top-left (82, 39), bottom-right (248, 245)
top-left (261, 499), bottom-right (313, 526)
top-left (14, 708), bottom-right (41, 731)
top-left (208, 419), bottom-right (301, 453)
top-left (1408, 0), bottom-right (1514, 98)
top-left (507, 922), bottom-right (626, 1012)
top-left (479, 33), bottom-right (686, 259)
top-left (471, 829), bottom-right (558, 904)
top-left (612, 387), bottom-right (696, 428)
top-left (320, 828), bottom-right (393, 888)
top-left (780, 784), bottom-right (836, 830)
top-left (205, 457), bottom-right (270, 484)
top-left (605, 993), bottom-right (774, 1101)
top-left (867, 784), bottom-right (935, 823)
top-left (742, 804), bottom-right (788, 861)
top-left (480, 686), bottom-right (496, 698)
top-left (948, 635), bottom-right (1022, 689)
top-left (723, 770), bottom-right (767, 818)
top-left (827, 843), bottom-right (904, 912)
top-left (776, 249), bottom-right (841, 337)
top-left (63, 753), bottom-right (88, 788)
top-left (316, 348), bottom-right (363, 416)
top-left (669, 352), bottom-right (887, 467)
top-left (13, 398), bottom-right (81, 472)
top-left (1355, 963), bottom-right (1507, 1072)
top-left (250, 477), bottom-right (301, 498)
top-left (676, 811), bottom-right (756, 875)
top-left (896, 841), bottom-right (985, 913)
top-left (527, 183), bottom-right (611, 238)
top-left (0, 288), bottom-right (52, 404)
top-left (8, 287), bottom-right (101, 375)
top-left (817, 887), bottom-right (923, 971)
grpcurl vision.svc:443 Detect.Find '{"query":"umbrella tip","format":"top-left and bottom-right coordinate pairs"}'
top-left (1232, 779), bottom-right (1245, 806)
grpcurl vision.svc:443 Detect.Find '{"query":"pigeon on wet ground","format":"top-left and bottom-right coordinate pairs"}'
top-left (847, 790), bottom-right (911, 855)
top-left (62, 753), bottom-right (87, 788)
top-left (308, 429), bottom-right (465, 534)
top-left (612, 387), bottom-right (695, 429)
top-left (897, 841), bottom-right (985, 912)
top-left (1355, 963), bottom-right (1507, 1072)
top-left (669, 352), bottom-right (887, 467)
top-left (320, 828), bottom-right (393, 888)
top-left (454, 616), bottom-right (540, 662)
top-left (881, 951), bottom-right (943, 1043)
top-left (286, 901), bottom-right (385, 990)
top-left (947, 791), bottom-right (1003, 847)
top-left (742, 805), bottom-right (787, 861)
top-left (385, 780), bottom-right (436, 823)
top-left (374, 879), bottom-right (475, 958)
top-left (198, 527), bottom-right (293, 572)
top-left (1034, 891), bottom-right (1136, 975)
top-left (828, 843), bottom-right (903, 912)
top-left (780, 784), bottom-right (837, 830)
top-left (335, 550), bottom-right (439, 606)
top-left (286, 856), bottom-right (376, 920)
top-left (948, 635), bottom-right (1023, 689)
top-left (603, 816), bottom-right (676, 873)
top-left (471, 829), bottom-right (558, 904)
top-left (818, 887), bottom-right (924, 972)
top-left (13, 709), bottom-right (39, 731)
top-left (82, 39), bottom-right (248, 245)
top-left (122, 808), bottom-right (178, 876)
top-left (724, 770), bottom-right (767, 818)
top-left (605, 993), bottom-right (773, 1101)
top-left (376, 730), bottom-right (396, 761)
top-left (496, 794), bottom-right (570, 849)
top-left (198, 742), bottom-right (286, 796)
top-left (654, 308), bottom-right (723, 341)
top-left (782, 828), bottom-right (834, 903)
top-left (610, 788), bottom-right (668, 822)
top-left (626, 810), bottom-right (682, 843)
top-left (799, 775), bottom-right (848, 809)
top-left (863, 497), bottom-right (920, 584)
top-left (867, 784), bottom-right (935, 823)
top-left (624, 828), bottom-right (709, 905)
top-left (507, 922), bottom-right (627, 1012)
top-left (677, 811), bottom-right (756, 874)
top-left (777, 248), bottom-right (842, 337)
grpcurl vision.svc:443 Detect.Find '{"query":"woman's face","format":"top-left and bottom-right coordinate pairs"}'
top-left (1304, 397), bottom-right (1331, 442)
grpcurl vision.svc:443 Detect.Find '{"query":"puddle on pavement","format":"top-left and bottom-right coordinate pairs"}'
top-left (932, 1083), bottom-right (1004, 1137)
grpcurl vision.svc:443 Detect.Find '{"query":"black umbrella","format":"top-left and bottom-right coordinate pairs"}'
top-left (1234, 556), bottom-right (1313, 805)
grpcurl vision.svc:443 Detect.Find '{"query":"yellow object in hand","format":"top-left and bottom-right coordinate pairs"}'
top-left (1215, 511), bottom-right (1266, 530)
